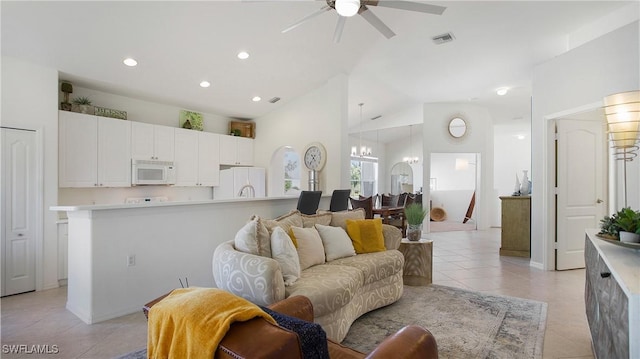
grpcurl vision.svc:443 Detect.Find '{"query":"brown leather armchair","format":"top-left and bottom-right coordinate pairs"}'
top-left (144, 294), bottom-right (438, 359)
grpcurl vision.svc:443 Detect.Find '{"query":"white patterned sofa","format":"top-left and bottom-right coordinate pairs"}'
top-left (212, 209), bottom-right (404, 342)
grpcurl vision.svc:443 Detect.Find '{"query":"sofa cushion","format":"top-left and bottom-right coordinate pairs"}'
top-left (290, 227), bottom-right (325, 271)
top-left (234, 217), bottom-right (271, 257)
top-left (314, 224), bottom-right (356, 261)
top-left (270, 227), bottom-right (300, 286)
top-left (318, 209), bottom-right (365, 230)
top-left (326, 250), bottom-right (404, 285)
top-left (345, 218), bottom-right (386, 254)
top-left (285, 264), bottom-right (363, 318)
top-left (301, 212), bottom-right (333, 228)
top-left (264, 210), bottom-right (304, 235)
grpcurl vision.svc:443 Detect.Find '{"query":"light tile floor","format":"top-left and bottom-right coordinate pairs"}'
top-left (1, 228), bottom-right (594, 358)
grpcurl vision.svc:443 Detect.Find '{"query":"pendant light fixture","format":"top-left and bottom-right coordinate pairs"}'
top-left (404, 125), bottom-right (419, 164)
top-left (352, 103), bottom-right (371, 157)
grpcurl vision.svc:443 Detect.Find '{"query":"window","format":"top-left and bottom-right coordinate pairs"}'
top-left (350, 157), bottom-right (378, 197)
top-left (284, 149), bottom-right (301, 195)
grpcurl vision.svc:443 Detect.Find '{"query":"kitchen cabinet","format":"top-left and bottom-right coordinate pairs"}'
top-left (214, 167), bottom-right (265, 199)
top-left (174, 128), bottom-right (220, 186)
top-left (585, 230), bottom-right (639, 358)
top-left (499, 196), bottom-right (530, 257)
top-left (59, 111), bottom-right (131, 187)
top-left (220, 135), bottom-right (254, 166)
top-left (131, 121), bottom-right (175, 161)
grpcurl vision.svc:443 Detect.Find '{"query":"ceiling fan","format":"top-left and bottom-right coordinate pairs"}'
top-left (282, 0), bottom-right (446, 43)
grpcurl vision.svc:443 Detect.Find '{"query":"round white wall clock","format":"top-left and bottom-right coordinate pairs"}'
top-left (303, 142), bottom-right (327, 171)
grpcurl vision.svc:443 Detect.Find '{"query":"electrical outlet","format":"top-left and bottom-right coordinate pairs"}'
top-left (127, 255), bottom-right (135, 267)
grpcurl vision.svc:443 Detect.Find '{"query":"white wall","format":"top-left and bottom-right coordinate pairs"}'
top-left (493, 121), bottom-right (532, 226)
top-left (531, 20), bottom-right (640, 269)
top-left (385, 134), bottom-right (424, 193)
top-left (422, 103), bottom-right (494, 232)
top-left (1, 56), bottom-right (60, 290)
top-left (256, 74), bottom-right (349, 196)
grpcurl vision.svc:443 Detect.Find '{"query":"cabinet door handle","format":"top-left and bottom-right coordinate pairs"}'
top-left (600, 272), bottom-right (611, 278)
top-left (596, 198), bottom-right (603, 203)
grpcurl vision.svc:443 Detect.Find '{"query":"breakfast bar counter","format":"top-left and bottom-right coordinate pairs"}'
top-left (50, 196), bottom-right (327, 324)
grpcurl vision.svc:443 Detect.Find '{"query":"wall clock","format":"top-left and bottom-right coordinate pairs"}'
top-left (303, 142), bottom-right (327, 171)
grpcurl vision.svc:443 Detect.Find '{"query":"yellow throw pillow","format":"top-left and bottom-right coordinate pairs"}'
top-left (287, 228), bottom-right (299, 248)
top-left (345, 218), bottom-right (386, 254)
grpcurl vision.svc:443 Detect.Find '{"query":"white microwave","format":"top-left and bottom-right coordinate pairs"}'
top-left (132, 160), bottom-right (176, 185)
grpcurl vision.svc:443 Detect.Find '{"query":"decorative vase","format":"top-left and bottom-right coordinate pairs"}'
top-left (520, 170), bottom-right (530, 195)
top-left (513, 173), bottom-right (521, 195)
top-left (619, 231), bottom-right (640, 243)
top-left (407, 224), bottom-right (422, 241)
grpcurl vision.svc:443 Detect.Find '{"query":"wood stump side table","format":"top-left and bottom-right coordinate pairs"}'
top-left (398, 239), bottom-right (433, 286)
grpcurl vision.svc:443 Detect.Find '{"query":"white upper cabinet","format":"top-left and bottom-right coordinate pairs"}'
top-left (174, 129), bottom-right (220, 186)
top-left (59, 111), bottom-right (131, 187)
top-left (131, 122), bottom-right (175, 161)
top-left (220, 135), bottom-right (254, 166)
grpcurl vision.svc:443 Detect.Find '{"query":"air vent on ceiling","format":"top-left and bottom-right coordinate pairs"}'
top-left (268, 97), bottom-right (281, 103)
top-left (432, 32), bottom-right (455, 44)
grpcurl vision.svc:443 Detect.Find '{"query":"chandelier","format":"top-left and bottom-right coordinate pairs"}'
top-left (403, 124), bottom-right (419, 164)
top-left (351, 103), bottom-right (372, 157)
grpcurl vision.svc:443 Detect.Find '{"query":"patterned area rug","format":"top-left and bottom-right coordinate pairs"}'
top-left (117, 285), bottom-right (546, 359)
top-left (342, 285), bottom-right (547, 359)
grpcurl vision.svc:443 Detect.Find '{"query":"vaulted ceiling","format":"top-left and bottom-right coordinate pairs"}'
top-left (1, 1), bottom-right (631, 136)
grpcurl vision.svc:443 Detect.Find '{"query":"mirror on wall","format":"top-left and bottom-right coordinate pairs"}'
top-left (390, 162), bottom-right (413, 195)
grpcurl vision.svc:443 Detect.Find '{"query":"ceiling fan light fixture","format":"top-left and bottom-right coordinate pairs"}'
top-left (335, 0), bottom-right (360, 17)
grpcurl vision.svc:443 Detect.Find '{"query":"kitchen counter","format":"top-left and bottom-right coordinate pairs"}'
top-left (50, 195), bottom-right (330, 324)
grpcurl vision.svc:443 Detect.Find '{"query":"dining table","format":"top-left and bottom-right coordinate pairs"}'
top-left (372, 205), bottom-right (406, 236)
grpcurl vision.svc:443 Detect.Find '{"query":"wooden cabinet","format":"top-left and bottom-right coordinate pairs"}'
top-left (174, 129), bottom-right (220, 186)
top-left (131, 122), bottom-right (174, 161)
top-left (499, 196), bottom-right (530, 257)
top-left (220, 135), bottom-right (254, 166)
top-left (59, 111), bottom-right (131, 187)
top-left (585, 231), bottom-right (639, 358)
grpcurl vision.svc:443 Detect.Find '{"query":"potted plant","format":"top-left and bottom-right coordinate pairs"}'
top-left (405, 203), bottom-right (427, 241)
top-left (615, 207), bottom-right (640, 243)
top-left (72, 96), bottom-right (94, 114)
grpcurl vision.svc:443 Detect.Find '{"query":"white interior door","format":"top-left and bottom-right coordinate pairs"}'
top-left (1, 128), bottom-right (37, 296)
top-left (556, 119), bottom-right (606, 270)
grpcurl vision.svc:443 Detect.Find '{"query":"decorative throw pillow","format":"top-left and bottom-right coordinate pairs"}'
top-left (314, 224), bottom-right (356, 261)
top-left (345, 218), bottom-right (386, 254)
top-left (320, 208), bottom-right (365, 230)
top-left (290, 226), bottom-right (326, 271)
top-left (234, 218), bottom-right (261, 255)
top-left (270, 227), bottom-right (300, 286)
top-left (250, 215), bottom-right (272, 257)
top-left (264, 210), bottom-right (304, 235)
top-left (259, 306), bottom-right (329, 359)
top-left (301, 212), bottom-right (332, 228)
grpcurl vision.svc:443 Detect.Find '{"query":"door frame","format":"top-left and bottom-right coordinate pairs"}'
top-left (1, 126), bottom-right (45, 293)
top-left (543, 101), bottom-right (603, 271)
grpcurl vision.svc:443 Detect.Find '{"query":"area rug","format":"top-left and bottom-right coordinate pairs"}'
top-left (342, 285), bottom-right (547, 359)
top-left (117, 285), bottom-right (546, 359)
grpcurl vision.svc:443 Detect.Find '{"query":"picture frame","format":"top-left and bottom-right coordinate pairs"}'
top-left (179, 110), bottom-right (203, 131)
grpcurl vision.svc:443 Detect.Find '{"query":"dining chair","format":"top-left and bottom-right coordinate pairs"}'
top-left (329, 189), bottom-right (351, 212)
top-left (349, 196), bottom-right (374, 219)
top-left (381, 193), bottom-right (400, 207)
top-left (296, 191), bottom-right (322, 215)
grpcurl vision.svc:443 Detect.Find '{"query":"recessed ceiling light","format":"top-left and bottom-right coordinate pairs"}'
top-left (199, 81), bottom-right (211, 88)
top-left (123, 58), bottom-right (138, 67)
top-left (496, 87), bottom-right (509, 96)
top-left (252, 96), bottom-right (261, 102)
top-left (517, 135), bottom-right (526, 140)
top-left (237, 51), bottom-right (250, 60)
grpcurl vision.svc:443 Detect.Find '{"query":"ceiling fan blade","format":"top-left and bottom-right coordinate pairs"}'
top-left (333, 16), bottom-right (346, 43)
top-left (371, 0), bottom-right (446, 15)
top-left (360, 7), bottom-right (396, 39)
top-left (282, 5), bottom-right (332, 33)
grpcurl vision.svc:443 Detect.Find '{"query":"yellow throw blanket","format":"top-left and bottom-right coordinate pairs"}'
top-left (147, 288), bottom-right (276, 359)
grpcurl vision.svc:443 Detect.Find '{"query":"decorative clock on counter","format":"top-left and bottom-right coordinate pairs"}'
top-left (303, 142), bottom-right (327, 171)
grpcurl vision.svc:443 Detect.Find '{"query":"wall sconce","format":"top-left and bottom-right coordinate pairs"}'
top-left (603, 90), bottom-right (640, 207)
top-left (455, 158), bottom-right (469, 170)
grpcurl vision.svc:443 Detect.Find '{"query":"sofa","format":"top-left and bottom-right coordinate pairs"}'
top-left (144, 293), bottom-right (438, 359)
top-left (212, 209), bottom-right (405, 342)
